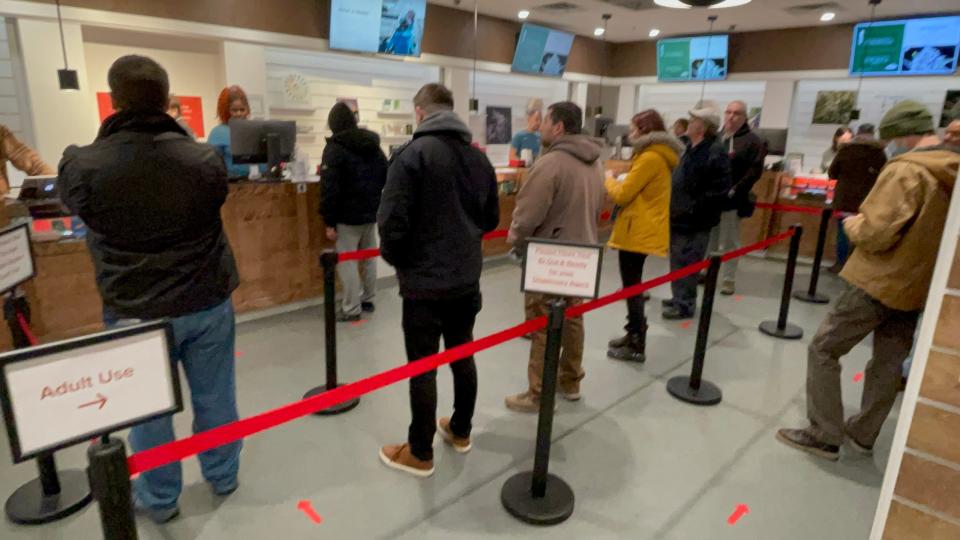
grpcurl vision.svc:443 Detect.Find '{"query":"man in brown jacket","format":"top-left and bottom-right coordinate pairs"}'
top-left (777, 101), bottom-right (959, 461)
top-left (0, 124), bottom-right (55, 193)
top-left (505, 101), bottom-right (605, 413)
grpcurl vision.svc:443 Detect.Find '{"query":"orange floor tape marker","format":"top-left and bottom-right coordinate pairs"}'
top-left (853, 372), bottom-right (864, 383)
top-left (297, 500), bottom-right (323, 524)
top-left (727, 503), bottom-right (750, 525)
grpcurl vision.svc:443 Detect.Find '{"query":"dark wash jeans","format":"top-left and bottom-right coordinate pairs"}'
top-left (402, 292), bottom-right (482, 461)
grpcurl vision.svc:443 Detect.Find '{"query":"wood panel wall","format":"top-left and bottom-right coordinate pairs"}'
top-left (883, 234), bottom-right (960, 537)
top-left (31, 0), bottom-right (857, 78)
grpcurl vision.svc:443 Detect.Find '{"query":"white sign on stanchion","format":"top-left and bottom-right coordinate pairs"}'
top-left (0, 322), bottom-right (181, 462)
top-left (0, 223), bottom-right (35, 294)
top-left (521, 239), bottom-right (604, 299)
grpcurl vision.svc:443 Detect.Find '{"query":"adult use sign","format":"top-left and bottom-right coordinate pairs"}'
top-left (522, 240), bottom-right (603, 299)
top-left (0, 322), bottom-right (181, 462)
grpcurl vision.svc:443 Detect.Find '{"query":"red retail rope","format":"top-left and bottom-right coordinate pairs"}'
top-left (16, 312), bottom-right (38, 346)
top-left (127, 229), bottom-right (795, 475)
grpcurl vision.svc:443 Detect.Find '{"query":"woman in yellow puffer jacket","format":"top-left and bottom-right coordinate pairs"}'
top-left (606, 109), bottom-right (685, 362)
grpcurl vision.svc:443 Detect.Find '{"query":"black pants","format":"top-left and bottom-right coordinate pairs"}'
top-left (403, 292), bottom-right (482, 461)
top-left (669, 229), bottom-right (711, 314)
top-left (618, 250), bottom-right (648, 335)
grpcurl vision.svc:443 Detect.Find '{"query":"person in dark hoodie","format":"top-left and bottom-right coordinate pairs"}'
top-left (708, 100), bottom-right (767, 295)
top-left (505, 101), bottom-right (606, 413)
top-left (377, 83), bottom-right (499, 477)
top-left (827, 123), bottom-right (887, 272)
top-left (663, 106), bottom-right (732, 320)
top-left (320, 102), bottom-right (388, 321)
top-left (59, 55), bottom-right (240, 524)
top-left (778, 101), bottom-right (959, 462)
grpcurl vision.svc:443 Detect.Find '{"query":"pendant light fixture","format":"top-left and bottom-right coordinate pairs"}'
top-left (55, 0), bottom-right (79, 91)
top-left (596, 13), bottom-right (611, 117)
top-left (698, 15), bottom-right (718, 103)
top-left (469, 0), bottom-right (479, 113)
top-left (851, 0), bottom-right (882, 122)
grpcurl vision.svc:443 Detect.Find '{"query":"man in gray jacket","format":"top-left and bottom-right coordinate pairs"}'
top-left (505, 101), bottom-right (606, 413)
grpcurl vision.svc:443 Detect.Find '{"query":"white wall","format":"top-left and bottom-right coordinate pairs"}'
top-left (16, 18), bottom-right (98, 173)
top-left (637, 80), bottom-right (767, 127)
top-left (786, 76), bottom-right (957, 172)
top-left (83, 40), bottom-right (224, 140)
top-left (468, 71), bottom-right (568, 165)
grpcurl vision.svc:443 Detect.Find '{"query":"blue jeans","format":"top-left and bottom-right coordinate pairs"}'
top-left (836, 217), bottom-right (851, 266)
top-left (669, 229), bottom-right (711, 314)
top-left (111, 300), bottom-right (241, 510)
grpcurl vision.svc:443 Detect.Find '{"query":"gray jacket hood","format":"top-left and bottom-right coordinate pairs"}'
top-left (415, 111), bottom-right (472, 144)
top-left (633, 132), bottom-right (686, 155)
top-left (544, 134), bottom-right (601, 165)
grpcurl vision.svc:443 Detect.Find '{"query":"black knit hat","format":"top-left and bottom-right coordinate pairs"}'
top-left (328, 102), bottom-right (358, 134)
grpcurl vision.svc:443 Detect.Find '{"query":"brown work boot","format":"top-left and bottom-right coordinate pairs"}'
top-left (437, 418), bottom-right (471, 454)
top-left (505, 391), bottom-right (540, 413)
top-left (379, 443), bottom-right (434, 477)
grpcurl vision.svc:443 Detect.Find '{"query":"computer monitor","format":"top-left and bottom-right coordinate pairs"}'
top-left (229, 119), bottom-right (296, 179)
top-left (754, 128), bottom-right (788, 156)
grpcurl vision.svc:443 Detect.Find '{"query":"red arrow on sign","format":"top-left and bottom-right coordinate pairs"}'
top-left (78, 393), bottom-right (108, 410)
top-left (727, 503), bottom-right (750, 525)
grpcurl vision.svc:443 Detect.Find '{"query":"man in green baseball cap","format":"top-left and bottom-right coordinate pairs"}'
top-left (778, 100), bottom-right (959, 462)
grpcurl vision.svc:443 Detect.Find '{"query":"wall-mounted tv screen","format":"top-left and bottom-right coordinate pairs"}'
top-left (329, 0), bottom-right (427, 57)
top-left (511, 23), bottom-right (576, 77)
top-left (850, 15), bottom-right (960, 76)
top-left (657, 35), bottom-right (729, 82)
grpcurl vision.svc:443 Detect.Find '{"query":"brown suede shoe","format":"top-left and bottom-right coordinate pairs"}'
top-left (505, 391), bottom-right (540, 413)
top-left (437, 418), bottom-right (471, 454)
top-left (379, 443), bottom-right (434, 477)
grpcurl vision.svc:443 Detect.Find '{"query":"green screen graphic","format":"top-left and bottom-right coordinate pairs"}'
top-left (512, 26), bottom-right (550, 73)
top-left (658, 40), bottom-right (691, 81)
top-left (851, 24), bottom-right (905, 73)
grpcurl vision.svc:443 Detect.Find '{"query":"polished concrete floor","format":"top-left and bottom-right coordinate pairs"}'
top-left (0, 253), bottom-right (896, 539)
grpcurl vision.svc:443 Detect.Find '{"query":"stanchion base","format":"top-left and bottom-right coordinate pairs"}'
top-left (303, 385), bottom-right (360, 416)
top-left (5, 469), bottom-right (92, 525)
top-left (501, 472), bottom-right (574, 526)
top-left (759, 320), bottom-right (804, 340)
top-left (666, 376), bottom-right (722, 406)
top-left (792, 290), bottom-right (830, 304)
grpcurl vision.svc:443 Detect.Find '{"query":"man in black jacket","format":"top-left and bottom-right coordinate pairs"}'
top-left (59, 56), bottom-right (241, 523)
top-left (664, 107), bottom-right (732, 320)
top-left (377, 83), bottom-right (499, 477)
top-left (320, 102), bottom-right (388, 321)
top-left (708, 100), bottom-right (767, 295)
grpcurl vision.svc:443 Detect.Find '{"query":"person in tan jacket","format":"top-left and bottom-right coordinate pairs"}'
top-left (778, 100), bottom-right (959, 462)
top-left (0, 124), bottom-right (55, 193)
top-left (505, 101), bottom-right (605, 413)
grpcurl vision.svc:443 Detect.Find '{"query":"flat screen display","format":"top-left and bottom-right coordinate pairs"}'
top-left (657, 35), bottom-right (729, 82)
top-left (329, 0), bottom-right (427, 57)
top-left (511, 23), bottom-right (576, 77)
top-left (850, 15), bottom-right (960, 76)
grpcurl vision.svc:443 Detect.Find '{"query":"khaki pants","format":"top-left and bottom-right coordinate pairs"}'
top-left (807, 285), bottom-right (919, 446)
top-left (525, 293), bottom-right (585, 396)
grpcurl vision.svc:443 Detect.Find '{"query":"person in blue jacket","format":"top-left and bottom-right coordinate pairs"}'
top-left (381, 10), bottom-right (417, 55)
top-left (207, 85), bottom-right (263, 179)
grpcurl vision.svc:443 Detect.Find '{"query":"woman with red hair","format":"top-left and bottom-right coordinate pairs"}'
top-left (605, 109), bottom-right (684, 362)
top-left (208, 85), bottom-right (260, 178)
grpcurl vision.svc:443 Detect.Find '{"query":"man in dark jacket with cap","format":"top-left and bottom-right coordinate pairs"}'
top-left (320, 102), bottom-right (388, 321)
top-left (664, 106), bottom-right (732, 319)
top-left (377, 83), bottom-right (499, 477)
top-left (708, 100), bottom-right (767, 295)
top-left (59, 55), bottom-right (241, 524)
top-left (827, 123), bottom-right (887, 271)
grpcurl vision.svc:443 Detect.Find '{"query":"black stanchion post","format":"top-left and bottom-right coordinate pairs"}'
top-left (759, 226), bottom-right (805, 340)
top-left (87, 436), bottom-right (137, 540)
top-left (793, 208), bottom-right (831, 304)
top-left (667, 256), bottom-right (723, 406)
top-left (3, 295), bottom-right (92, 525)
top-left (303, 250), bottom-right (359, 415)
top-left (502, 299), bottom-right (574, 525)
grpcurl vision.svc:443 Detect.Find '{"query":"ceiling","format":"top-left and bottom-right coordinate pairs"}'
top-left (429, 0), bottom-right (960, 42)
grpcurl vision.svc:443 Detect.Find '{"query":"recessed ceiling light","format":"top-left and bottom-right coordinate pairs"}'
top-left (654, 0), bottom-right (751, 8)
top-left (594, 27), bottom-right (606, 37)
top-left (820, 11), bottom-right (836, 22)
top-left (649, 28), bottom-right (661, 37)
top-left (518, 10), bottom-right (530, 20)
